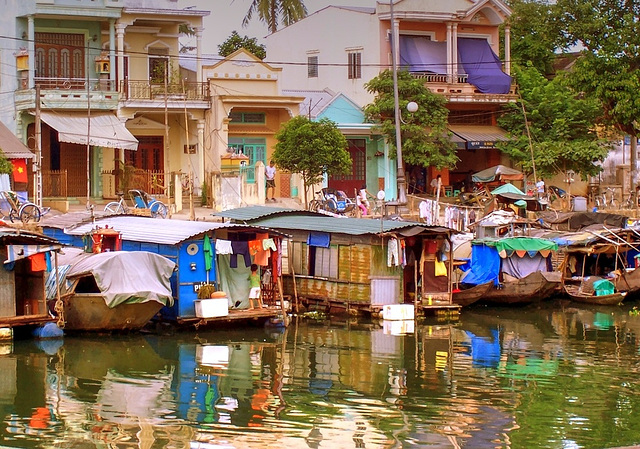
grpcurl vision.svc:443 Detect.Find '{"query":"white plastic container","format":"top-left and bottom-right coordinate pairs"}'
top-left (194, 298), bottom-right (228, 318)
top-left (383, 319), bottom-right (415, 335)
top-left (381, 304), bottom-right (415, 321)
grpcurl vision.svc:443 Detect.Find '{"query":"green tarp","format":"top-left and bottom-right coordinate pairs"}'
top-left (491, 183), bottom-right (525, 196)
top-left (494, 237), bottom-right (558, 253)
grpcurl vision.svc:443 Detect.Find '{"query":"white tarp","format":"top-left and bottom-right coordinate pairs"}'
top-left (66, 250), bottom-right (175, 308)
top-left (40, 112), bottom-right (138, 151)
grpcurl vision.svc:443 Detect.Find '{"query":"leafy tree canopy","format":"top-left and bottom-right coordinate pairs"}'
top-left (273, 116), bottom-right (351, 204)
top-left (0, 154), bottom-right (13, 175)
top-left (504, 0), bottom-right (566, 75)
top-left (497, 64), bottom-right (610, 180)
top-left (242, 0), bottom-right (308, 34)
top-left (218, 31), bottom-right (266, 60)
top-left (364, 70), bottom-right (457, 169)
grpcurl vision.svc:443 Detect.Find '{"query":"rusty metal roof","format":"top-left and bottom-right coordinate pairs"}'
top-left (234, 214), bottom-right (453, 236)
top-left (43, 214), bottom-right (280, 245)
top-left (214, 206), bottom-right (319, 222)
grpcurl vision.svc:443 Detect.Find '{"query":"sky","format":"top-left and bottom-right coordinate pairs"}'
top-left (191, 0), bottom-right (367, 54)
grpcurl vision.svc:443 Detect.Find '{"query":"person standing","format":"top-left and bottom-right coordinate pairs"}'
top-left (430, 174), bottom-right (442, 196)
top-left (265, 160), bottom-right (276, 202)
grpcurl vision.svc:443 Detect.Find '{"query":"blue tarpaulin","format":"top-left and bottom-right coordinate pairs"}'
top-left (461, 243), bottom-right (500, 286)
top-left (307, 232), bottom-right (330, 248)
top-left (457, 38), bottom-right (512, 94)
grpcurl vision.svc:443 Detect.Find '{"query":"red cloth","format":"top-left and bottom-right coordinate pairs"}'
top-left (29, 253), bottom-right (46, 271)
top-left (12, 159), bottom-right (28, 183)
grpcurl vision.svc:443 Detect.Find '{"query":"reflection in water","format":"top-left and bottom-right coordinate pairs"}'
top-left (1, 301), bottom-right (640, 448)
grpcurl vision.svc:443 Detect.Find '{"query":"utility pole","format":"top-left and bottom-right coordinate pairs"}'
top-left (86, 41), bottom-right (91, 210)
top-left (390, 0), bottom-right (407, 204)
top-left (34, 85), bottom-right (42, 207)
top-left (183, 79), bottom-right (195, 221)
top-left (164, 60), bottom-right (172, 217)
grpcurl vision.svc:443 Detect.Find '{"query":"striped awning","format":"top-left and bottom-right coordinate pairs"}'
top-left (449, 125), bottom-right (508, 150)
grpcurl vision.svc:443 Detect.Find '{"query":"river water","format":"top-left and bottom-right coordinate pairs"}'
top-left (2, 300), bottom-right (640, 449)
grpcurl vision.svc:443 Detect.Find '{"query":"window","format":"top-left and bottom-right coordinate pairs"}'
top-left (308, 56), bottom-right (318, 78)
top-left (289, 241), bottom-right (307, 275)
top-left (229, 111), bottom-right (266, 124)
top-left (149, 47), bottom-right (169, 83)
top-left (311, 245), bottom-right (338, 278)
top-left (348, 52), bottom-right (361, 79)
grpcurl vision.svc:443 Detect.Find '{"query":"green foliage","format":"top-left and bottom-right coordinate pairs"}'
top-left (364, 70), bottom-right (458, 169)
top-left (555, 0), bottom-right (640, 137)
top-left (218, 31), bottom-right (267, 60)
top-left (273, 116), bottom-right (351, 202)
top-left (497, 64), bottom-right (610, 179)
top-left (503, 0), bottom-right (566, 75)
top-left (242, 0), bottom-right (308, 34)
top-left (0, 154), bottom-right (13, 175)
top-left (200, 179), bottom-right (208, 207)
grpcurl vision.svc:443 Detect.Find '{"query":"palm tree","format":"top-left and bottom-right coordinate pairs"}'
top-left (240, 0), bottom-right (308, 34)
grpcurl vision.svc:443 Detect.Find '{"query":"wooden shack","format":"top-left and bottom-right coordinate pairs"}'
top-left (215, 206), bottom-right (459, 316)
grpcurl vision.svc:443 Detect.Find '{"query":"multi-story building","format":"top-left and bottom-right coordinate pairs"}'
top-left (265, 0), bottom-right (517, 198)
top-left (5, 0), bottom-right (209, 208)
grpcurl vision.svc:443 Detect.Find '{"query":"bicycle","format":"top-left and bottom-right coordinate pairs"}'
top-left (621, 191), bottom-right (640, 209)
top-left (129, 189), bottom-right (168, 218)
top-left (0, 191), bottom-right (48, 224)
top-left (104, 191), bottom-right (129, 215)
top-left (595, 187), bottom-right (618, 209)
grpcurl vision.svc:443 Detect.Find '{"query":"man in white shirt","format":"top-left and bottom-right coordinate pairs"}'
top-left (265, 160), bottom-right (276, 202)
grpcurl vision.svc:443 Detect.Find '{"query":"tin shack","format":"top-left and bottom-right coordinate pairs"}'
top-left (215, 206), bottom-right (458, 315)
top-left (41, 214), bottom-right (284, 326)
top-left (0, 227), bottom-right (61, 339)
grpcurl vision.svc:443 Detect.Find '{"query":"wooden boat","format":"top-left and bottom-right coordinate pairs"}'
top-left (52, 248), bottom-right (175, 331)
top-left (564, 284), bottom-right (626, 306)
top-left (479, 271), bottom-right (560, 305)
top-left (453, 281), bottom-right (493, 307)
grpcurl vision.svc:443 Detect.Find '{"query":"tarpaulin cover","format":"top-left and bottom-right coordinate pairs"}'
top-left (307, 232), bottom-right (330, 248)
top-left (495, 192), bottom-right (546, 211)
top-left (66, 250), bottom-right (175, 308)
top-left (400, 35), bottom-right (453, 74)
top-left (494, 237), bottom-right (558, 254)
top-left (460, 243), bottom-right (500, 286)
top-left (537, 211), bottom-right (628, 231)
top-left (5, 244), bottom-right (61, 264)
top-left (491, 183), bottom-right (524, 196)
top-left (501, 253), bottom-right (550, 279)
top-left (473, 165), bottom-right (523, 183)
top-left (457, 38), bottom-right (512, 94)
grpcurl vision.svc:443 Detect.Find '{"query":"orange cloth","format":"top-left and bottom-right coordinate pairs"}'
top-left (248, 240), bottom-right (262, 256)
top-left (29, 253), bottom-right (46, 272)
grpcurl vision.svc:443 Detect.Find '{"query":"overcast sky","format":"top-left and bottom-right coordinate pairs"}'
top-left (191, 0), bottom-right (368, 54)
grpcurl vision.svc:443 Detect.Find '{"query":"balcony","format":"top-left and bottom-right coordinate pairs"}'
top-left (15, 77), bottom-right (119, 111)
top-left (119, 80), bottom-right (210, 109)
top-left (411, 73), bottom-right (518, 104)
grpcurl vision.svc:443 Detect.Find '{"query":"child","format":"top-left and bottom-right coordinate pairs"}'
top-left (248, 264), bottom-right (262, 308)
top-left (357, 184), bottom-right (371, 216)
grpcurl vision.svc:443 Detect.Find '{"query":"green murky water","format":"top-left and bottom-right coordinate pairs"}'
top-left (2, 300), bottom-right (640, 448)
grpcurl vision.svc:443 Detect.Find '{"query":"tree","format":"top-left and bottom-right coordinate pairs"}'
top-left (241, 0), bottom-right (308, 34)
top-left (503, 0), bottom-right (565, 75)
top-left (273, 116), bottom-right (351, 206)
top-left (364, 70), bottom-right (457, 169)
top-left (497, 64), bottom-right (610, 180)
top-left (555, 0), bottom-right (640, 196)
top-left (218, 31), bottom-right (267, 60)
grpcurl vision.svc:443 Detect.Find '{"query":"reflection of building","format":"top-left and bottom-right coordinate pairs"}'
top-left (266, 1), bottom-right (516, 197)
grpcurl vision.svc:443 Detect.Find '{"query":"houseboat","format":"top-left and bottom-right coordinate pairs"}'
top-left (41, 214), bottom-right (287, 328)
top-left (214, 206), bottom-right (460, 317)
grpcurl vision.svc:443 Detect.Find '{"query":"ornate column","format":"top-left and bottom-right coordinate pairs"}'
top-left (504, 26), bottom-right (511, 76)
top-left (28, 15), bottom-right (35, 88)
top-left (446, 23), bottom-right (453, 82)
top-left (452, 23), bottom-right (459, 80)
top-left (197, 120), bottom-right (205, 191)
top-left (195, 27), bottom-right (203, 84)
top-left (109, 20), bottom-right (116, 90)
top-left (115, 22), bottom-right (126, 91)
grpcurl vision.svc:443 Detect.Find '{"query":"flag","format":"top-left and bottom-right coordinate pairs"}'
top-left (11, 159), bottom-right (28, 183)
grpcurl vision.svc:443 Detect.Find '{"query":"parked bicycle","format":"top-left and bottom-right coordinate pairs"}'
top-left (104, 190), bottom-right (168, 218)
top-left (595, 187), bottom-right (618, 209)
top-left (0, 191), bottom-right (49, 224)
top-left (308, 188), bottom-right (358, 217)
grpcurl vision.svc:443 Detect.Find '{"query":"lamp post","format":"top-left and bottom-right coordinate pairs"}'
top-left (389, 0), bottom-right (419, 204)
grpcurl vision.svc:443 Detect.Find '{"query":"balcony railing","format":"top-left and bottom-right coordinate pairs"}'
top-left (120, 80), bottom-right (209, 102)
top-left (410, 73), bottom-right (469, 84)
top-left (34, 77), bottom-right (117, 92)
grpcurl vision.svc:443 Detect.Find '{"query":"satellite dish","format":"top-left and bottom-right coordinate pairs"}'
top-left (377, 190), bottom-right (386, 200)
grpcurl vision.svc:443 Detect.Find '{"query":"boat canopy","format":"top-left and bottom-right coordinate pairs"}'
top-left (65, 250), bottom-right (176, 308)
top-left (494, 237), bottom-right (558, 257)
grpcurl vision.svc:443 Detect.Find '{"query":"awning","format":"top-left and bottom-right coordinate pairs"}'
top-left (450, 125), bottom-right (508, 150)
top-left (40, 112), bottom-right (138, 151)
top-left (5, 244), bottom-right (62, 264)
top-left (0, 122), bottom-right (34, 159)
top-left (457, 38), bottom-right (512, 94)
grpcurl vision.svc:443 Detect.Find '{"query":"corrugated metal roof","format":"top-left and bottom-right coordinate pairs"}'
top-left (449, 125), bottom-right (508, 142)
top-left (53, 215), bottom-right (277, 245)
top-left (0, 227), bottom-right (59, 244)
top-left (214, 206), bottom-right (320, 222)
top-left (249, 214), bottom-right (452, 236)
